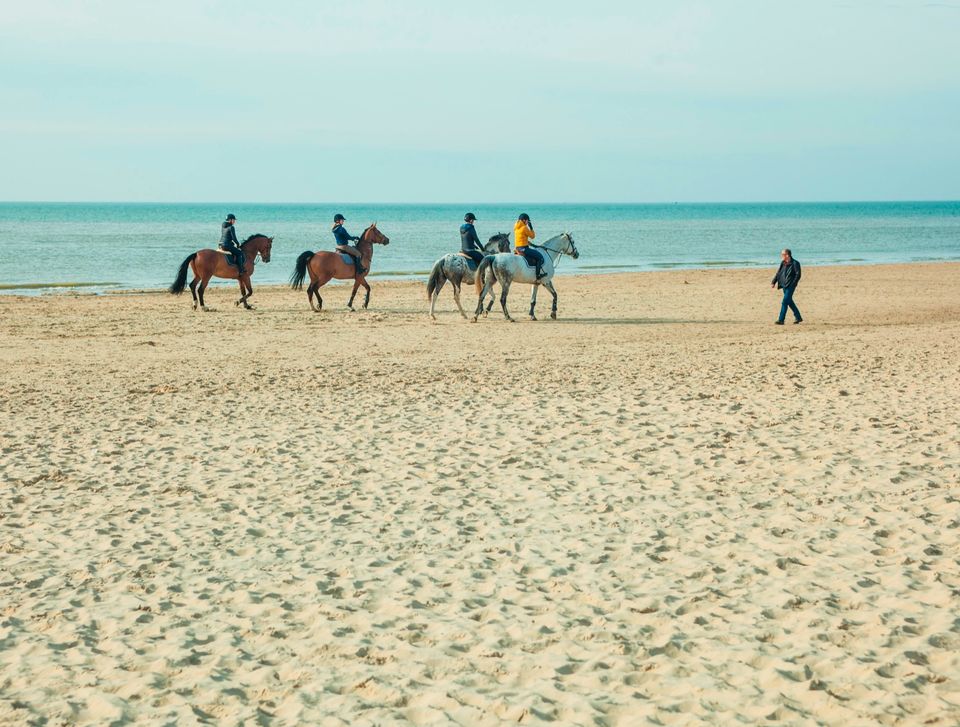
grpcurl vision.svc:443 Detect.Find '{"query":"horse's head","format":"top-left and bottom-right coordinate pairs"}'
top-left (362, 222), bottom-right (390, 246)
top-left (561, 232), bottom-right (579, 259)
top-left (243, 234), bottom-right (273, 262)
top-left (487, 232), bottom-right (511, 253)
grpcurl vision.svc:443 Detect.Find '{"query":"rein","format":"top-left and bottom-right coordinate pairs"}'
top-left (530, 236), bottom-right (574, 261)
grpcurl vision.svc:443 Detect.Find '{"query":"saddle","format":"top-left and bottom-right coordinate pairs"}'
top-left (515, 248), bottom-right (543, 267)
top-left (457, 251), bottom-right (480, 271)
top-left (338, 252), bottom-right (357, 266)
top-left (217, 246), bottom-right (242, 266)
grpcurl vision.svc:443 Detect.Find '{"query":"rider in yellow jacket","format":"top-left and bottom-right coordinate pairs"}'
top-left (513, 213), bottom-right (545, 279)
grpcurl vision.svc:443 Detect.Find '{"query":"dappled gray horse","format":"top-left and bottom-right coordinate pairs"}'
top-left (472, 233), bottom-right (579, 322)
top-left (426, 233), bottom-right (510, 320)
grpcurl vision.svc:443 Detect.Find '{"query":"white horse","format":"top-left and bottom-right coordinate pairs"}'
top-left (426, 233), bottom-right (511, 320)
top-left (472, 233), bottom-right (579, 322)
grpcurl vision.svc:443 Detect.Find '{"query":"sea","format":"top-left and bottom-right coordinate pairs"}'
top-left (0, 201), bottom-right (958, 294)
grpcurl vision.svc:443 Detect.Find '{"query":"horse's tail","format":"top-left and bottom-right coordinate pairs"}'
top-left (475, 255), bottom-right (495, 295)
top-left (168, 253), bottom-right (197, 295)
top-left (426, 259), bottom-right (444, 299)
top-left (290, 251), bottom-right (315, 290)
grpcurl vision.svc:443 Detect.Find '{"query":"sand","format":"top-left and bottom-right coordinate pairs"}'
top-left (1, 263), bottom-right (959, 725)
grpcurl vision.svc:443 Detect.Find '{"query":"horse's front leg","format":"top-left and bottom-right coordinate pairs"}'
top-left (529, 283), bottom-right (540, 321)
top-left (472, 278), bottom-right (493, 322)
top-left (543, 280), bottom-right (559, 319)
top-left (361, 279), bottom-right (371, 309)
top-left (235, 277), bottom-right (253, 309)
top-left (243, 279), bottom-right (254, 310)
top-left (347, 279), bottom-right (361, 310)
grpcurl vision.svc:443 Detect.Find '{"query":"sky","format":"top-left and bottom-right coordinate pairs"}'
top-left (1, 0), bottom-right (958, 202)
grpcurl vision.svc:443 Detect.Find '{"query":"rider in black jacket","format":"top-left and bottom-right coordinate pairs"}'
top-left (460, 212), bottom-right (485, 265)
top-left (219, 214), bottom-right (245, 275)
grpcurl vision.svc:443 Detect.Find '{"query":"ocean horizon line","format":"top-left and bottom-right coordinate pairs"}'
top-left (2, 199), bottom-right (959, 207)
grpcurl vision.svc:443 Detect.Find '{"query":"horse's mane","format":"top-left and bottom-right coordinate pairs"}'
top-left (242, 233), bottom-right (268, 244)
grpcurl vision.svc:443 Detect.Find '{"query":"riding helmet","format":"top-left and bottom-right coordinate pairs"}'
top-left (464, 212), bottom-right (476, 222)
top-left (226, 213), bottom-right (237, 221)
top-left (334, 213), bottom-right (346, 222)
top-left (518, 213), bottom-right (530, 221)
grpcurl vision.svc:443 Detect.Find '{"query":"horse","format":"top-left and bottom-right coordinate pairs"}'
top-left (289, 224), bottom-right (390, 311)
top-left (169, 234), bottom-right (273, 311)
top-left (426, 232), bottom-right (511, 320)
top-left (472, 233), bottom-right (579, 322)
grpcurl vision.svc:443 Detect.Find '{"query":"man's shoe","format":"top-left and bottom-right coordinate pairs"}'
top-left (793, 318), bottom-right (803, 324)
top-left (774, 320), bottom-right (785, 325)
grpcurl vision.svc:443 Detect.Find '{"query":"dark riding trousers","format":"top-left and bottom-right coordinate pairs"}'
top-left (519, 246), bottom-right (543, 269)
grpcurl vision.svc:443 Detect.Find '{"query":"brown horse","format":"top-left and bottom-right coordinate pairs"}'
top-left (169, 234), bottom-right (273, 311)
top-left (289, 223), bottom-right (390, 311)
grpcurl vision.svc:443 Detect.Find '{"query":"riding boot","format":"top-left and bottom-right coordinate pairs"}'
top-left (355, 261), bottom-right (368, 276)
top-left (536, 265), bottom-right (547, 280)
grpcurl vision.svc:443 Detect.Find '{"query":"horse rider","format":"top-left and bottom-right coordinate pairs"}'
top-left (514, 213), bottom-right (545, 279)
top-left (332, 213), bottom-right (367, 276)
top-left (460, 212), bottom-right (485, 266)
top-left (219, 213), bottom-right (246, 276)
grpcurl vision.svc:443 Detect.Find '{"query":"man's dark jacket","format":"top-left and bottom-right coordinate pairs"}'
top-left (460, 223), bottom-right (482, 254)
top-left (332, 224), bottom-right (359, 247)
top-left (219, 222), bottom-right (239, 249)
top-left (772, 258), bottom-right (801, 289)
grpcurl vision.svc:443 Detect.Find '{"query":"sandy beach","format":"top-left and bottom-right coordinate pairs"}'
top-left (1, 263), bottom-right (959, 725)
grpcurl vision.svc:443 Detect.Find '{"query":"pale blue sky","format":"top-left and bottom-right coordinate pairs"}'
top-left (2, 0), bottom-right (958, 202)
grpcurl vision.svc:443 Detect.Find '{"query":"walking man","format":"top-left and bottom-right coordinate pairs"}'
top-left (771, 248), bottom-right (802, 325)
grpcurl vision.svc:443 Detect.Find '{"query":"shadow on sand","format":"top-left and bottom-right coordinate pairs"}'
top-left (550, 317), bottom-right (742, 325)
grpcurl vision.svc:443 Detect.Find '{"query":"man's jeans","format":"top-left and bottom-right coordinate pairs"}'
top-left (778, 286), bottom-right (802, 323)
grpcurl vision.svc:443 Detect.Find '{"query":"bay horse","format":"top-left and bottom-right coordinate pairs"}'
top-left (426, 232), bottom-right (510, 320)
top-left (169, 234), bottom-right (273, 311)
top-left (472, 233), bottom-right (579, 322)
top-left (289, 224), bottom-right (390, 311)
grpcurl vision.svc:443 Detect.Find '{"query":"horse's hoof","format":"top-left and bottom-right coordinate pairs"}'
top-left (471, 316), bottom-right (478, 323)
top-left (551, 312), bottom-right (557, 320)
top-left (530, 316), bottom-right (537, 321)
top-left (235, 301), bottom-right (240, 307)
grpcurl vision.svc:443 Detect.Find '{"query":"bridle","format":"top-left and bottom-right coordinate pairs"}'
top-left (531, 233), bottom-right (576, 259)
top-left (241, 235), bottom-right (271, 264)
